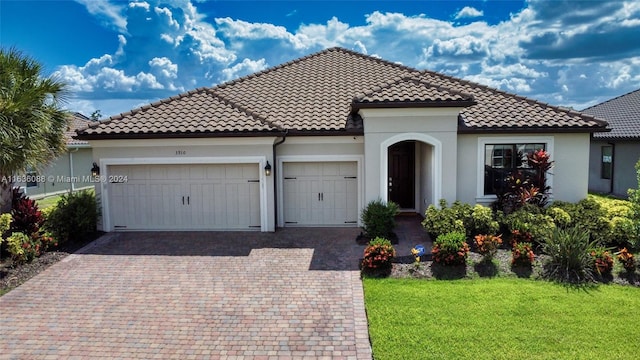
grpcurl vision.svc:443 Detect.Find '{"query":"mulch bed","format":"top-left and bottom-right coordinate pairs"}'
top-left (0, 233), bottom-right (103, 295)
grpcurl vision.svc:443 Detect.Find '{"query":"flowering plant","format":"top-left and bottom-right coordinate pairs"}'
top-left (362, 237), bottom-right (395, 272)
top-left (432, 231), bottom-right (469, 266)
top-left (511, 242), bottom-right (535, 267)
top-left (616, 248), bottom-right (636, 272)
top-left (474, 234), bottom-right (502, 259)
top-left (590, 247), bottom-right (614, 275)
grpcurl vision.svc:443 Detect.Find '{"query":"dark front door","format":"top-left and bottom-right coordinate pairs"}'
top-left (388, 141), bottom-right (415, 209)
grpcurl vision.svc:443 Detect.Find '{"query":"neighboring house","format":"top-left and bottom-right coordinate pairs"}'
top-left (76, 48), bottom-right (608, 232)
top-left (583, 89), bottom-right (640, 198)
top-left (17, 112), bottom-right (94, 198)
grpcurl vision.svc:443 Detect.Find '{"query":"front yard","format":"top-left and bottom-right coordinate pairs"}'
top-left (364, 278), bottom-right (640, 359)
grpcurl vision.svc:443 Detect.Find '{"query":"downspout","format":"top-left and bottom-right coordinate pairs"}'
top-left (273, 130), bottom-right (288, 230)
top-left (69, 147), bottom-right (80, 191)
top-left (609, 142), bottom-right (615, 195)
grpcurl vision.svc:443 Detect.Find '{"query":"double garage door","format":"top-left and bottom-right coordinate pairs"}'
top-left (108, 164), bottom-right (261, 230)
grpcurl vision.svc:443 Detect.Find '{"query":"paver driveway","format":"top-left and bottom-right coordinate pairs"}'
top-left (0, 228), bottom-right (372, 359)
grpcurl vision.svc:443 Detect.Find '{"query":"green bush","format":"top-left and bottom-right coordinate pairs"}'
top-left (5, 231), bottom-right (55, 263)
top-left (432, 231), bottom-right (469, 266)
top-left (361, 237), bottom-right (396, 274)
top-left (549, 196), bottom-right (638, 249)
top-left (511, 242), bottom-right (535, 267)
top-left (546, 207), bottom-right (571, 228)
top-left (468, 204), bottom-right (500, 236)
top-left (44, 190), bottom-right (98, 244)
top-left (502, 204), bottom-right (555, 245)
top-left (541, 227), bottom-right (597, 284)
top-left (423, 201), bottom-right (498, 239)
top-left (0, 213), bottom-right (11, 235)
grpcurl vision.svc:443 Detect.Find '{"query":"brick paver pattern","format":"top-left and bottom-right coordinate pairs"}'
top-left (0, 228), bottom-right (373, 359)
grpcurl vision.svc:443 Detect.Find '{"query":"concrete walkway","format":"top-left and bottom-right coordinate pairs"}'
top-left (0, 228), bottom-right (372, 359)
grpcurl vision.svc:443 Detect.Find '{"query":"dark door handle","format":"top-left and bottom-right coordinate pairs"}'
top-left (187, 196), bottom-right (190, 205)
top-left (318, 193), bottom-right (320, 201)
top-left (321, 193), bottom-right (324, 201)
top-left (182, 196), bottom-right (185, 205)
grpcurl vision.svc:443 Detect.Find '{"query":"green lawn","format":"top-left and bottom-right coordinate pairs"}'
top-left (35, 194), bottom-right (62, 209)
top-left (364, 278), bottom-right (640, 360)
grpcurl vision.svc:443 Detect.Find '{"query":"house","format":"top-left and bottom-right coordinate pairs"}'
top-left (76, 47), bottom-right (608, 232)
top-left (17, 112), bottom-right (94, 198)
top-left (583, 89), bottom-right (640, 198)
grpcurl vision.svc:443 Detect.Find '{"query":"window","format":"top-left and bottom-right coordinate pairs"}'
top-left (25, 166), bottom-right (38, 188)
top-left (484, 143), bottom-right (546, 195)
top-left (601, 146), bottom-right (612, 179)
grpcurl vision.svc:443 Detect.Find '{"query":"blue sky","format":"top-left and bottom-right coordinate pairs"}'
top-left (2, 0), bottom-right (639, 118)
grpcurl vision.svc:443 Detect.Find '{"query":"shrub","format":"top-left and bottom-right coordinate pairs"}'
top-left (502, 204), bottom-right (555, 245)
top-left (432, 231), bottom-right (469, 266)
top-left (542, 227), bottom-right (597, 284)
top-left (6, 230), bottom-right (57, 263)
top-left (422, 200), bottom-right (467, 238)
top-left (509, 229), bottom-right (533, 248)
top-left (361, 199), bottom-right (399, 239)
top-left (0, 213), bottom-right (11, 236)
top-left (468, 204), bottom-right (499, 236)
top-left (590, 247), bottom-right (614, 275)
top-left (546, 207), bottom-right (571, 228)
top-left (44, 190), bottom-right (98, 244)
top-left (493, 149), bottom-right (553, 214)
top-left (511, 242), bottom-right (535, 267)
top-left (616, 248), bottom-right (636, 272)
top-left (423, 200), bottom-right (494, 238)
top-left (474, 234), bottom-right (502, 260)
top-left (10, 188), bottom-right (44, 235)
top-left (361, 237), bottom-right (396, 273)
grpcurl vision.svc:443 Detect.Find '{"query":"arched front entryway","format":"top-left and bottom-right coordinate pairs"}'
top-left (380, 133), bottom-right (442, 214)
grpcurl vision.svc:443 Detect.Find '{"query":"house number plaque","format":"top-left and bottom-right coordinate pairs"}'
top-left (175, 150), bottom-right (187, 155)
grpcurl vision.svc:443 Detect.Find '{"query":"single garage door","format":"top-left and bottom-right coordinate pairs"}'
top-left (283, 162), bottom-right (358, 226)
top-left (108, 164), bottom-right (261, 230)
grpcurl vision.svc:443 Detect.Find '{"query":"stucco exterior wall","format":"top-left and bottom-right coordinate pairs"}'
top-left (457, 132), bottom-right (591, 206)
top-left (90, 137), bottom-right (277, 232)
top-left (359, 107), bottom-right (462, 208)
top-left (589, 140), bottom-right (640, 197)
top-left (18, 147), bottom-right (93, 198)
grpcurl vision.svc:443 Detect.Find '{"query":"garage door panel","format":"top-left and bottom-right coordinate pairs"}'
top-left (283, 162), bottom-right (358, 226)
top-left (108, 164), bottom-right (261, 231)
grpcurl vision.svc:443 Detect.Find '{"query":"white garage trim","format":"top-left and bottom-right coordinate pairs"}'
top-left (277, 155), bottom-right (364, 228)
top-left (99, 156), bottom-right (269, 232)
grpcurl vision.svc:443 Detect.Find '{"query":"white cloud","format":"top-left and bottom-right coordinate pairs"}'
top-left (75, 0), bottom-right (127, 32)
top-left (63, 0), bottom-right (640, 116)
top-left (455, 6), bottom-right (484, 19)
top-left (221, 58), bottom-right (268, 82)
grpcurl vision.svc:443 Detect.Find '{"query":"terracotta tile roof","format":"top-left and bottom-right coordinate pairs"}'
top-left (77, 47), bottom-right (607, 139)
top-left (212, 48), bottom-right (415, 132)
top-left (66, 113), bottom-right (92, 146)
top-left (581, 88), bottom-right (640, 140)
top-left (78, 89), bottom-right (281, 138)
top-left (353, 76), bottom-right (475, 108)
top-left (415, 71), bottom-right (608, 132)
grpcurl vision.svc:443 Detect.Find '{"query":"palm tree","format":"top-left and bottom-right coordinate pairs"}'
top-left (0, 47), bottom-right (69, 213)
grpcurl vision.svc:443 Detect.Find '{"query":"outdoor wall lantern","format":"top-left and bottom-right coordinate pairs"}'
top-left (91, 162), bottom-right (100, 177)
top-left (264, 161), bottom-right (272, 176)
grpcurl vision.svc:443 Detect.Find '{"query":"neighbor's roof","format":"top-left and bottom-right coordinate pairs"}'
top-left (76, 47), bottom-right (607, 139)
top-left (581, 88), bottom-right (640, 140)
top-left (65, 113), bottom-right (92, 146)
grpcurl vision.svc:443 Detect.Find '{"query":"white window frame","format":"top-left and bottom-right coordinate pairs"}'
top-left (476, 136), bottom-right (554, 203)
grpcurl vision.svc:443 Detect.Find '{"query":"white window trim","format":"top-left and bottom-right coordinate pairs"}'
top-left (277, 155), bottom-right (364, 228)
top-left (476, 136), bottom-right (554, 203)
top-left (99, 156), bottom-right (269, 232)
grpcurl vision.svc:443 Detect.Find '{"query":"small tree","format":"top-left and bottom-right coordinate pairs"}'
top-left (0, 47), bottom-right (69, 213)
